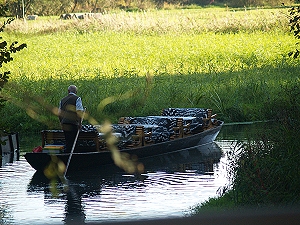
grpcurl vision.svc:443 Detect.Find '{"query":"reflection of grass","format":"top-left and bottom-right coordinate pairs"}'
top-left (44, 155), bottom-right (67, 197)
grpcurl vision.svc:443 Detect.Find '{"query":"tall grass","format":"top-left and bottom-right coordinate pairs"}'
top-left (189, 84), bottom-right (300, 213)
top-left (5, 7), bottom-right (290, 34)
top-left (0, 7), bottom-right (299, 132)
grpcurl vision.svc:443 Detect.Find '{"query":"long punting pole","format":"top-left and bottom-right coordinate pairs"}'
top-left (64, 108), bottom-right (86, 177)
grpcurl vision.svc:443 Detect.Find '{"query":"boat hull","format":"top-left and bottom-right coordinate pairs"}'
top-left (25, 122), bottom-right (223, 173)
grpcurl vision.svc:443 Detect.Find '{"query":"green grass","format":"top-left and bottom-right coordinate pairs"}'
top-left (4, 7), bottom-right (290, 34)
top-left (1, 7), bottom-right (300, 211)
top-left (188, 83), bottom-right (300, 213)
top-left (0, 7), bottom-right (299, 132)
top-left (4, 31), bottom-right (294, 78)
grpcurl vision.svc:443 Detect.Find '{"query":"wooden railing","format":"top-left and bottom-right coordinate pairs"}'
top-left (41, 130), bottom-right (100, 151)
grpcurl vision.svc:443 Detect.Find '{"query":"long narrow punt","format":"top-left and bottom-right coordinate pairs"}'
top-left (25, 108), bottom-right (224, 172)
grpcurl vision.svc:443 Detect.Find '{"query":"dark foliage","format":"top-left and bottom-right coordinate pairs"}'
top-left (227, 84), bottom-right (300, 207)
top-left (0, 17), bottom-right (27, 134)
top-left (288, 6), bottom-right (300, 58)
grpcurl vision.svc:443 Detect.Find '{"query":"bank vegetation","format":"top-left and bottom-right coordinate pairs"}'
top-left (1, 7), bottom-right (298, 133)
top-left (0, 5), bottom-right (299, 213)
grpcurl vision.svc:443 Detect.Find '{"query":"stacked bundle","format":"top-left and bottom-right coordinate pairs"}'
top-left (42, 145), bottom-right (64, 154)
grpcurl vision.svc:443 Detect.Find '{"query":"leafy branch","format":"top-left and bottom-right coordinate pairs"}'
top-left (0, 18), bottom-right (27, 90)
top-left (288, 6), bottom-right (300, 59)
top-left (0, 17), bottom-right (27, 133)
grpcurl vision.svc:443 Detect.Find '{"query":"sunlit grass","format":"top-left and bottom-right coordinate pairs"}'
top-left (2, 7), bottom-right (293, 79)
top-left (0, 7), bottom-right (299, 132)
top-left (4, 7), bottom-right (289, 34)
top-left (2, 31), bottom-right (296, 79)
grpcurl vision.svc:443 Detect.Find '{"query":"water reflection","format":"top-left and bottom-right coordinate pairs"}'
top-left (0, 122), bottom-right (279, 224)
top-left (141, 142), bottom-right (222, 173)
top-left (26, 142), bottom-right (222, 224)
top-left (1, 133), bottom-right (20, 167)
top-left (64, 183), bottom-right (86, 224)
top-left (216, 122), bottom-right (277, 141)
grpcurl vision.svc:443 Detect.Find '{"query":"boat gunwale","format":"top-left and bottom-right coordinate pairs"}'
top-left (29, 120), bottom-right (224, 156)
top-left (24, 120), bottom-right (224, 171)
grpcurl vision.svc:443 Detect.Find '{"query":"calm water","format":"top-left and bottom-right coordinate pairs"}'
top-left (0, 123), bottom-right (270, 225)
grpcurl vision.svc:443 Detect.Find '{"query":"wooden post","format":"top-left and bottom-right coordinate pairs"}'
top-left (8, 134), bottom-right (14, 163)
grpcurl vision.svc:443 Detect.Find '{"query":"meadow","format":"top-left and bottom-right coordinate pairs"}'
top-left (0, 6), bottom-right (299, 132)
top-left (1, 6), bottom-right (300, 212)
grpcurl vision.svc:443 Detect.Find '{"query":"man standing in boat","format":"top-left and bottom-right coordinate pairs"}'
top-left (58, 85), bottom-right (84, 153)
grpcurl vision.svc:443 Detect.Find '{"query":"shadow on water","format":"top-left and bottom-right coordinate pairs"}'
top-left (140, 142), bottom-right (222, 174)
top-left (216, 121), bottom-right (279, 142)
top-left (27, 142), bottom-right (222, 224)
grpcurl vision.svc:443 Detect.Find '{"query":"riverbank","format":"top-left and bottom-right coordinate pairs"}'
top-left (1, 7), bottom-right (300, 215)
top-left (0, 7), bottom-right (299, 133)
top-left (189, 98), bottom-right (300, 214)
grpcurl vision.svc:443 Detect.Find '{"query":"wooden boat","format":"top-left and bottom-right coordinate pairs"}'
top-left (25, 108), bottom-right (224, 173)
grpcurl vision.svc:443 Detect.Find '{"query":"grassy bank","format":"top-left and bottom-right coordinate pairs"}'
top-left (1, 6), bottom-right (299, 213)
top-left (189, 85), bottom-right (300, 213)
top-left (0, 7), bottom-right (299, 133)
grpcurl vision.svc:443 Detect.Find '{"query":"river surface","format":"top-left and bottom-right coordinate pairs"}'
top-left (0, 123), bottom-right (271, 225)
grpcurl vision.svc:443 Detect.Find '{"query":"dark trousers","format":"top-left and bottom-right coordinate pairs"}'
top-left (61, 123), bottom-right (79, 153)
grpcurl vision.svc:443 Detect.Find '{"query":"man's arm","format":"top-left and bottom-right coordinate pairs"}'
top-left (76, 97), bottom-right (84, 111)
top-left (76, 97), bottom-right (84, 128)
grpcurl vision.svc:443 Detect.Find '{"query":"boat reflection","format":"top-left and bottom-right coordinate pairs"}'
top-left (27, 142), bottom-right (222, 224)
top-left (141, 142), bottom-right (222, 174)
